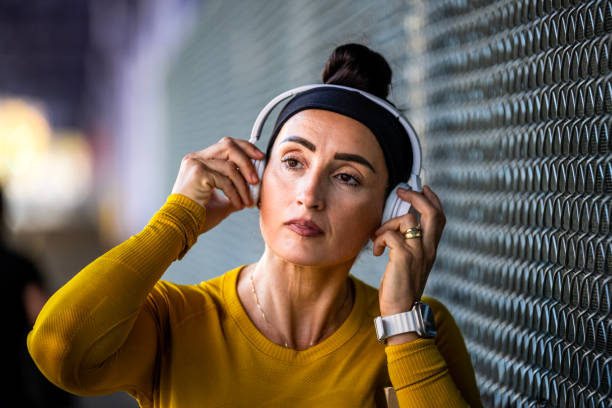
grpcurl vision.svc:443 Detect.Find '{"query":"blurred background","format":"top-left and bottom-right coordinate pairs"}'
top-left (2, 0), bottom-right (610, 407)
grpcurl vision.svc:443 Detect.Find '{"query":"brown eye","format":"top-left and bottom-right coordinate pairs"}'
top-left (281, 156), bottom-right (303, 170)
top-left (335, 173), bottom-right (361, 187)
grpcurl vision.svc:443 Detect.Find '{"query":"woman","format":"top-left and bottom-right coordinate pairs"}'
top-left (27, 43), bottom-right (482, 407)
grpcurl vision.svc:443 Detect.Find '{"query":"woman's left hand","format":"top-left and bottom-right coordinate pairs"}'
top-left (371, 185), bottom-right (446, 321)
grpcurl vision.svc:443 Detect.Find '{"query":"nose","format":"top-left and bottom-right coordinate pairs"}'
top-left (296, 169), bottom-right (325, 210)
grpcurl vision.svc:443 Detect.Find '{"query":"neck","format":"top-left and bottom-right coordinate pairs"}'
top-left (239, 247), bottom-right (355, 350)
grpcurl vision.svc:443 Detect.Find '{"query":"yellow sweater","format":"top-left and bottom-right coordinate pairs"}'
top-left (27, 194), bottom-right (482, 407)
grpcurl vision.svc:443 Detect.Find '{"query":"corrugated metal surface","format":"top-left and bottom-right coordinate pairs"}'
top-left (406, 1), bottom-right (612, 406)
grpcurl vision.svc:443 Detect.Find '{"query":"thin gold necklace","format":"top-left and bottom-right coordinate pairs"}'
top-left (249, 268), bottom-right (352, 349)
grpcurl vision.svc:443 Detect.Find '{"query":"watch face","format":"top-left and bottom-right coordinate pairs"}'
top-left (420, 302), bottom-right (438, 337)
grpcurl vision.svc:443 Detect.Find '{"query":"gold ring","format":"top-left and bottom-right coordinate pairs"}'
top-left (403, 225), bottom-right (422, 240)
top-left (403, 230), bottom-right (422, 239)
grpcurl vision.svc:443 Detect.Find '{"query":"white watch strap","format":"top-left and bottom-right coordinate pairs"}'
top-left (377, 308), bottom-right (423, 338)
top-left (374, 307), bottom-right (424, 342)
top-left (383, 311), bottom-right (421, 335)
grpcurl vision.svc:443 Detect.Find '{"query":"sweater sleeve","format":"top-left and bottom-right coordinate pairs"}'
top-left (26, 194), bottom-right (206, 403)
top-left (385, 297), bottom-right (483, 407)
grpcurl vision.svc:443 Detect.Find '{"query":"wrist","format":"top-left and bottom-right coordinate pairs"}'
top-left (380, 296), bottom-right (420, 316)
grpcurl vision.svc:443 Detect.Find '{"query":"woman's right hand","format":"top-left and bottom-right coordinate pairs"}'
top-left (170, 136), bottom-right (265, 234)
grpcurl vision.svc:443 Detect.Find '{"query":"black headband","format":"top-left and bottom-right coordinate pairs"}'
top-left (264, 87), bottom-right (413, 197)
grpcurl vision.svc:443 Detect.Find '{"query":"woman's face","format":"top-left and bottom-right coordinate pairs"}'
top-left (259, 109), bottom-right (389, 267)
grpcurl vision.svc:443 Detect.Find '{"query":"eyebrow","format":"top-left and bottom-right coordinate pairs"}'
top-left (280, 135), bottom-right (376, 173)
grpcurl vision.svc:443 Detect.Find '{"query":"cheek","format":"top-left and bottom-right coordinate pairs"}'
top-left (258, 169), bottom-right (286, 234)
top-left (259, 165), bottom-right (288, 208)
top-left (261, 162), bottom-right (291, 193)
top-left (332, 196), bottom-right (384, 240)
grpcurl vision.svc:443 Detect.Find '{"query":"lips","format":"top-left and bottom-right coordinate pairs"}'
top-left (285, 218), bottom-right (324, 237)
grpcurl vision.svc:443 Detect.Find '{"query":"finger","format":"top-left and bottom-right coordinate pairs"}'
top-left (207, 169), bottom-right (243, 210)
top-left (196, 137), bottom-right (262, 185)
top-left (373, 211), bottom-right (419, 239)
top-left (232, 138), bottom-right (266, 159)
top-left (187, 155), bottom-right (245, 209)
top-left (396, 188), bottom-right (437, 219)
top-left (206, 159), bottom-right (252, 206)
top-left (397, 188), bottom-right (445, 256)
top-left (227, 138), bottom-right (266, 184)
top-left (226, 149), bottom-right (261, 185)
top-left (373, 230), bottom-right (398, 257)
top-left (189, 153), bottom-right (244, 209)
top-left (422, 185), bottom-right (443, 212)
top-left (397, 221), bottom-right (424, 254)
top-left (372, 229), bottom-right (421, 258)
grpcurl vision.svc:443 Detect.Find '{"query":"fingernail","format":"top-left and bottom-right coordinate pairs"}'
top-left (398, 188), bottom-right (408, 193)
top-left (251, 174), bottom-right (258, 183)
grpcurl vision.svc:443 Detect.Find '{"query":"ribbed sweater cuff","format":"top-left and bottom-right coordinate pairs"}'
top-left (385, 338), bottom-right (447, 390)
top-left (156, 194), bottom-right (206, 259)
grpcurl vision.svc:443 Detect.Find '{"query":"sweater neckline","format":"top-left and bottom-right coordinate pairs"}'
top-left (223, 264), bottom-right (367, 363)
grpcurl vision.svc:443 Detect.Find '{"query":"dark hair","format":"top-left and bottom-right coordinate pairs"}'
top-left (321, 43), bottom-right (393, 100)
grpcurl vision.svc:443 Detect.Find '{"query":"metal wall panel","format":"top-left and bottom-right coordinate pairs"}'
top-left (405, 1), bottom-right (612, 406)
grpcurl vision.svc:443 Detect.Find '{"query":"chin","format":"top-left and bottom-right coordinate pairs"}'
top-left (274, 241), bottom-right (326, 266)
top-left (271, 239), bottom-right (356, 268)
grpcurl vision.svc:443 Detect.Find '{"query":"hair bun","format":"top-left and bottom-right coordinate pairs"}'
top-left (321, 43), bottom-right (392, 100)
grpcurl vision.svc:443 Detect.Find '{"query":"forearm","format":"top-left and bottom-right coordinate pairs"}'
top-left (27, 194), bottom-right (205, 391)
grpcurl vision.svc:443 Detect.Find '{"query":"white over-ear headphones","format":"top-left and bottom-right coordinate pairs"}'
top-left (248, 84), bottom-right (422, 226)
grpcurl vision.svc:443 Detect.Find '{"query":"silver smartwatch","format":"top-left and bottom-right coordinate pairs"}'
top-left (374, 301), bottom-right (437, 343)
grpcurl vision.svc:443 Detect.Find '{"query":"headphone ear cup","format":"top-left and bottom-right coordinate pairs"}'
top-left (380, 183), bottom-right (413, 225)
top-left (249, 159), bottom-right (266, 205)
